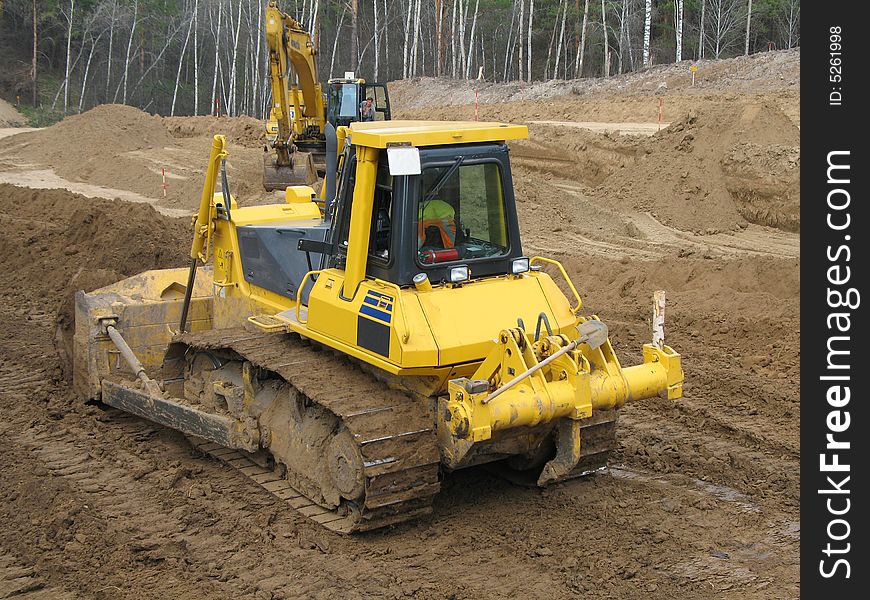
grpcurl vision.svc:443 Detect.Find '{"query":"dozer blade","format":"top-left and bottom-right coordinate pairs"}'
top-left (263, 152), bottom-right (318, 191)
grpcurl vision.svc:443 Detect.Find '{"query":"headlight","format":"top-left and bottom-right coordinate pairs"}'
top-left (449, 266), bottom-right (470, 283)
top-left (511, 257), bottom-right (530, 274)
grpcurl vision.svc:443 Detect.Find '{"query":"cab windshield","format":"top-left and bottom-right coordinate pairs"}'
top-left (327, 83), bottom-right (359, 119)
top-left (416, 160), bottom-right (509, 265)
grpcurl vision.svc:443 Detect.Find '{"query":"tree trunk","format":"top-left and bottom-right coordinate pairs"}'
top-left (675, 0), bottom-right (683, 61)
top-left (503, 0), bottom-right (518, 81)
top-left (121, 0), bottom-right (138, 105)
top-left (31, 0), bottom-right (38, 106)
top-left (383, 0), bottom-right (390, 79)
top-left (105, 0), bottom-right (116, 102)
top-left (617, 0), bottom-right (627, 73)
top-left (211, 0), bottom-right (222, 114)
top-left (411, 0), bottom-right (421, 75)
top-left (193, 0), bottom-right (199, 115)
top-left (450, 0), bottom-right (458, 78)
top-left (230, 0), bottom-right (243, 116)
top-left (351, 0), bottom-right (359, 71)
top-left (374, 0), bottom-right (380, 78)
top-left (698, 0), bottom-right (705, 59)
top-left (78, 33), bottom-right (100, 113)
top-left (171, 16), bottom-right (194, 116)
top-left (465, 0), bottom-right (480, 78)
top-left (63, 0), bottom-right (75, 113)
top-left (642, 0), bottom-right (652, 67)
top-left (573, 0), bottom-right (589, 77)
top-left (330, 4), bottom-right (347, 78)
top-left (554, 0), bottom-right (566, 79)
top-left (601, 0), bottom-right (610, 76)
top-left (403, 0), bottom-right (413, 78)
top-left (744, 0), bottom-right (752, 55)
top-left (459, 0), bottom-right (468, 77)
top-left (435, 0), bottom-right (442, 76)
top-left (545, 5), bottom-right (558, 79)
top-left (527, 0), bottom-right (534, 82)
top-left (625, 0), bottom-right (634, 68)
top-left (517, 0), bottom-right (524, 82)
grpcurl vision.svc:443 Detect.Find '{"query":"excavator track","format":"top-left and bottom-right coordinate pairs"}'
top-left (174, 328), bottom-right (441, 533)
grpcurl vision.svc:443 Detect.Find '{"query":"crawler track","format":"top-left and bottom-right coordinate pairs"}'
top-left (177, 328), bottom-right (441, 532)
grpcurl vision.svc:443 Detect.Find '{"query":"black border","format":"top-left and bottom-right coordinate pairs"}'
top-left (802, 3), bottom-right (868, 595)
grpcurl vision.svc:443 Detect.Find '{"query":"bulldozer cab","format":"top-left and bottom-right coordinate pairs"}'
top-left (326, 79), bottom-right (391, 128)
top-left (324, 127), bottom-right (524, 291)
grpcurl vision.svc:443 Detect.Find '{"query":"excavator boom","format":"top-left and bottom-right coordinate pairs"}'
top-left (263, 1), bottom-right (322, 190)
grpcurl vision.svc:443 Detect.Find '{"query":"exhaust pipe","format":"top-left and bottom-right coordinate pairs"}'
top-left (324, 121), bottom-right (338, 215)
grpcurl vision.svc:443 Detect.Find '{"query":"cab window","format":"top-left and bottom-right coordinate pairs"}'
top-left (328, 83), bottom-right (359, 119)
top-left (416, 161), bottom-right (508, 265)
top-left (369, 160), bottom-right (393, 262)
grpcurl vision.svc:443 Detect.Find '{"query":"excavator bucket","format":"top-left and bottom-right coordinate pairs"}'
top-left (263, 151), bottom-right (318, 191)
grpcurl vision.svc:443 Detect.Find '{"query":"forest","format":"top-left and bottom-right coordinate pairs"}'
top-left (0, 0), bottom-right (800, 120)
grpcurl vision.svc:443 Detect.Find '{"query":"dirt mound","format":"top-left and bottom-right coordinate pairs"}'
top-left (37, 103), bottom-right (172, 153)
top-left (587, 102), bottom-right (800, 233)
top-left (0, 183), bottom-right (189, 378)
top-left (163, 114), bottom-right (265, 149)
top-left (0, 98), bottom-right (26, 127)
top-left (0, 104), bottom-right (173, 197)
top-left (722, 143), bottom-right (800, 232)
top-left (0, 104), bottom-right (271, 210)
top-left (388, 48), bottom-right (800, 110)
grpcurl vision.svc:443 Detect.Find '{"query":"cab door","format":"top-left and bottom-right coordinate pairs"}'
top-left (364, 83), bottom-right (392, 121)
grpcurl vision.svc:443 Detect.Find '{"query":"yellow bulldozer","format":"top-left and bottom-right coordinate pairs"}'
top-left (74, 120), bottom-right (683, 532)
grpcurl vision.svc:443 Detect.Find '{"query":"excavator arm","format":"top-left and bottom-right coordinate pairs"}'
top-left (263, 1), bottom-right (322, 190)
top-left (265, 1), bottom-right (325, 149)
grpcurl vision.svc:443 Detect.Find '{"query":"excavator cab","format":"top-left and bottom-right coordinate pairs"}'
top-left (326, 78), bottom-right (391, 129)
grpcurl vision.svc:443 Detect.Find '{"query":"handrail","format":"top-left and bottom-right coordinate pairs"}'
top-left (372, 279), bottom-right (410, 343)
top-left (530, 256), bottom-right (583, 314)
top-left (295, 269), bottom-right (323, 324)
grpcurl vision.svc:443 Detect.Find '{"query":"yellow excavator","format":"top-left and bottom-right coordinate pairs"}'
top-left (264, 0), bottom-right (391, 190)
top-left (74, 120), bottom-right (683, 532)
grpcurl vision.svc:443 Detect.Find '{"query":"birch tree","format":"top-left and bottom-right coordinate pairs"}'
top-left (553, 0), bottom-right (567, 80)
top-left (744, 0), bottom-right (752, 55)
top-left (600, 0), bottom-right (610, 76)
top-left (502, 0), bottom-right (517, 81)
top-left (526, 0), bottom-right (533, 82)
top-left (573, 0), bottom-right (590, 77)
top-left (210, 0), bottom-right (222, 114)
top-left (403, 0), bottom-right (413, 77)
top-left (119, 0), bottom-right (138, 105)
top-left (707, 0), bottom-right (744, 58)
top-left (351, 0), bottom-right (359, 70)
top-left (329, 3), bottom-right (347, 78)
top-left (63, 0), bottom-right (75, 112)
top-left (776, 0), bottom-right (799, 49)
top-left (675, 0), bottom-right (683, 61)
top-left (373, 0), bottom-right (380, 78)
top-left (104, 0), bottom-right (116, 102)
top-left (517, 0), bottom-right (525, 81)
top-left (193, 0), bottom-right (199, 115)
top-left (78, 30), bottom-right (104, 112)
top-left (171, 10), bottom-right (194, 116)
top-left (642, 0), bottom-right (652, 67)
top-left (465, 0), bottom-right (480, 79)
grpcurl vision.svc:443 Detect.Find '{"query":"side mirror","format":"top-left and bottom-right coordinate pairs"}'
top-left (386, 146), bottom-right (421, 176)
